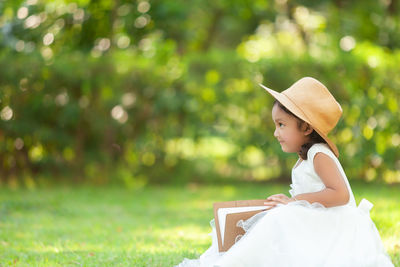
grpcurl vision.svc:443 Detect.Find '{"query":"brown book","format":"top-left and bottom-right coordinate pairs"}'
top-left (213, 199), bottom-right (268, 252)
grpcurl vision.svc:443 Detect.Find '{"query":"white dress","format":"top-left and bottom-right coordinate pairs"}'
top-left (174, 143), bottom-right (394, 267)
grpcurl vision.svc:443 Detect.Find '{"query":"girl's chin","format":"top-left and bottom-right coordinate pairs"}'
top-left (280, 144), bottom-right (294, 153)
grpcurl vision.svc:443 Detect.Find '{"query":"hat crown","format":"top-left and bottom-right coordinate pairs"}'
top-left (282, 77), bottom-right (342, 135)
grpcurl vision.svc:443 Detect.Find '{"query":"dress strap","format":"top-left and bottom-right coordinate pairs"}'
top-left (307, 143), bottom-right (336, 164)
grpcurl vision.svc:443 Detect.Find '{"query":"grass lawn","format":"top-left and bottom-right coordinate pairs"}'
top-left (0, 182), bottom-right (399, 266)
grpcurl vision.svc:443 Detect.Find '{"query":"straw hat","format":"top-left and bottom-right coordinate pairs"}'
top-left (259, 77), bottom-right (342, 158)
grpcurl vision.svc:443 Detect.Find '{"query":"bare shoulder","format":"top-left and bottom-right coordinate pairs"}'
top-left (313, 151), bottom-right (350, 204)
top-left (313, 152), bottom-right (343, 185)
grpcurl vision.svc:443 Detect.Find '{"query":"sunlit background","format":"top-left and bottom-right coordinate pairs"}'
top-left (1, 0), bottom-right (400, 188)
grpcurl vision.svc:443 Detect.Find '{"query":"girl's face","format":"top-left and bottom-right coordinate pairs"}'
top-left (271, 103), bottom-right (312, 155)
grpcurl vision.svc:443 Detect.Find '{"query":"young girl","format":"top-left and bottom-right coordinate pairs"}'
top-left (175, 77), bottom-right (394, 267)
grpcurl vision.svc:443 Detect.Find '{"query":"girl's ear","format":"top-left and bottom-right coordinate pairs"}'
top-left (303, 123), bottom-right (314, 136)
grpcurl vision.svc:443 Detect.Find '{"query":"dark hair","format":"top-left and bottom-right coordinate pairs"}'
top-left (273, 100), bottom-right (326, 160)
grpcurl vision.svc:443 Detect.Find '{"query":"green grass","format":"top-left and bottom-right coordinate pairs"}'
top-left (0, 182), bottom-right (399, 266)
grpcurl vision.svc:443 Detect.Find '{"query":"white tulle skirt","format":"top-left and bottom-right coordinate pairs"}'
top-left (174, 200), bottom-right (394, 267)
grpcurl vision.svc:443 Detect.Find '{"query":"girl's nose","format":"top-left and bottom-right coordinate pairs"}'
top-left (274, 128), bottom-right (279, 138)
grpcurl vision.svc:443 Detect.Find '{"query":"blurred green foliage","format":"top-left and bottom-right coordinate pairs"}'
top-left (0, 0), bottom-right (399, 186)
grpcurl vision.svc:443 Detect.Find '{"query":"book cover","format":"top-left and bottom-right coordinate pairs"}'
top-left (213, 199), bottom-right (268, 252)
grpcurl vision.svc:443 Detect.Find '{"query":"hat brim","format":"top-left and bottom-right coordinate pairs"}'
top-left (312, 128), bottom-right (340, 158)
top-left (259, 83), bottom-right (339, 158)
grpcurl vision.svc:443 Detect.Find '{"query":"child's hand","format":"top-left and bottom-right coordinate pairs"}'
top-left (263, 194), bottom-right (295, 209)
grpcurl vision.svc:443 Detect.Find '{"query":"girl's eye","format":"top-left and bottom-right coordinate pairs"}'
top-left (279, 123), bottom-right (284, 127)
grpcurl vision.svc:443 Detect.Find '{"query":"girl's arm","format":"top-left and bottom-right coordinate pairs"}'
top-left (264, 152), bottom-right (350, 208)
top-left (294, 152), bottom-right (350, 207)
